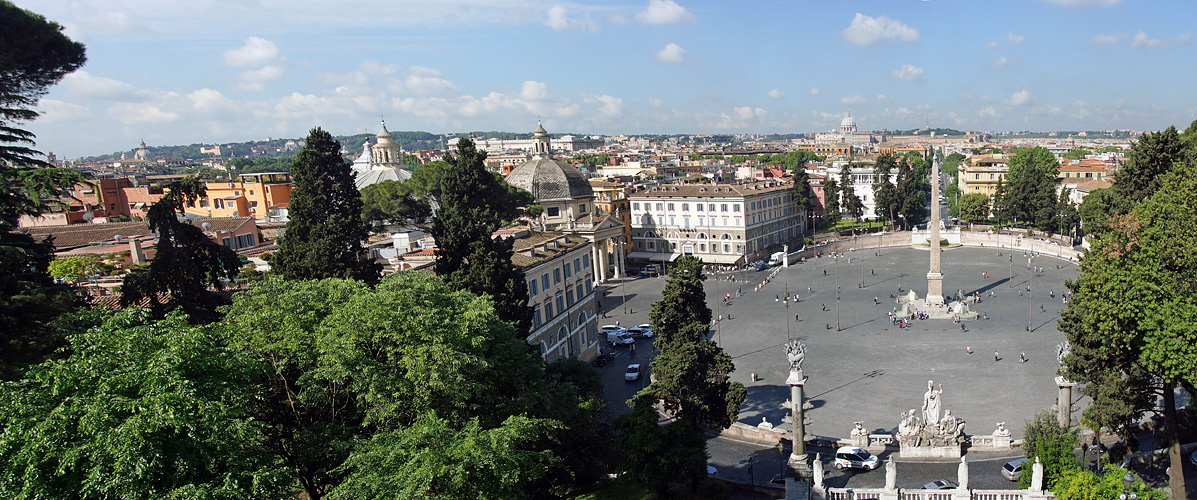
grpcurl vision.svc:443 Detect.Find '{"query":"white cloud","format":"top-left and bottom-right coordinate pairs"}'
top-left (238, 65), bottom-right (284, 91)
top-left (1007, 33), bottom-right (1025, 44)
top-left (1130, 31), bottom-right (1191, 49)
top-left (584, 94), bottom-right (623, 118)
top-left (223, 37), bottom-right (281, 67)
top-left (977, 106), bottom-right (1000, 119)
top-left (635, 0), bottom-right (696, 24)
top-left (839, 95), bottom-right (867, 106)
top-left (544, 5), bottom-right (598, 32)
top-left (61, 71), bottom-right (151, 101)
top-left (890, 64), bottom-right (926, 81)
top-left (993, 56), bottom-right (1009, 67)
top-left (808, 88), bottom-right (820, 96)
top-left (842, 13), bottom-right (919, 46)
top-left (733, 106), bottom-right (766, 121)
top-left (948, 112), bottom-right (967, 126)
top-left (648, 98), bottom-right (664, 108)
top-left (876, 94), bottom-right (893, 105)
top-left (987, 41), bottom-right (1000, 49)
top-left (34, 99), bottom-right (93, 123)
top-left (1039, 0), bottom-right (1122, 6)
top-left (1090, 34), bottom-right (1121, 44)
top-left (388, 66), bottom-right (460, 97)
top-left (656, 43), bottom-right (686, 64)
top-left (109, 102), bottom-right (182, 124)
top-left (768, 89), bottom-right (785, 99)
top-left (361, 60), bottom-right (399, 75)
top-left (1006, 89), bottom-right (1032, 106)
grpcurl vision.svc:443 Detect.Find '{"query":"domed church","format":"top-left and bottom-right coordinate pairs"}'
top-left (353, 120), bottom-right (412, 190)
top-left (505, 122), bottom-right (628, 283)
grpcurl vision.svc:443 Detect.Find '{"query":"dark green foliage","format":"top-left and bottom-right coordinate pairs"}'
top-left (219, 274), bottom-right (552, 500)
top-left (822, 178), bottom-right (840, 227)
top-left (872, 154), bottom-right (899, 227)
top-left (613, 403), bottom-right (707, 497)
top-left (1113, 126), bottom-right (1185, 203)
top-left (839, 166), bottom-right (864, 223)
top-left (0, 228), bottom-right (79, 378)
top-left (895, 158), bottom-right (927, 228)
top-left (271, 127), bottom-right (379, 284)
top-left (359, 179), bottom-right (431, 230)
top-left (432, 137), bottom-right (532, 332)
top-left (0, 308), bottom-right (292, 499)
top-left (120, 177), bottom-right (241, 324)
top-left (643, 256), bottom-right (745, 429)
top-left (999, 147), bottom-right (1061, 231)
top-left (958, 192), bottom-right (991, 223)
top-left (1018, 411), bottom-right (1078, 490)
top-left (1078, 188), bottom-right (1118, 237)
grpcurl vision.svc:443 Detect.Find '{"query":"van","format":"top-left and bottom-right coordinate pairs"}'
top-left (768, 251), bottom-right (785, 267)
top-left (834, 446), bottom-right (880, 470)
top-left (1001, 458), bottom-right (1029, 481)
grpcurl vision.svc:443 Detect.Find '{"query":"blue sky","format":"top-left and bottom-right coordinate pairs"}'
top-left (17, 0), bottom-right (1197, 158)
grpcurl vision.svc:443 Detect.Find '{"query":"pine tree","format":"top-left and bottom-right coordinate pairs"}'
top-left (272, 127), bottom-right (379, 283)
top-left (789, 159), bottom-right (814, 231)
top-left (432, 137), bottom-right (531, 332)
top-left (120, 178), bottom-right (241, 324)
top-left (822, 178), bottom-right (840, 229)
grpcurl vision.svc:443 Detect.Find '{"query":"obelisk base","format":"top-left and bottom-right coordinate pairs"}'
top-left (926, 272), bottom-right (945, 305)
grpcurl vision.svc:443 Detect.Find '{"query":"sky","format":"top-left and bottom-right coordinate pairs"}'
top-left (16, 0), bottom-right (1197, 158)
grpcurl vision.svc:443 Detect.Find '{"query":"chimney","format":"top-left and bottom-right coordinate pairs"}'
top-left (129, 238), bottom-right (144, 264)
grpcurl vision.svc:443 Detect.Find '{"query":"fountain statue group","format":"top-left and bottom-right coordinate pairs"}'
top-left (897, 380), bottom-right (966, 457)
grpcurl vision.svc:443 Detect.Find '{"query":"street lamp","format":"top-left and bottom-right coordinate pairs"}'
top-left (1119, 474), bottom-right (1138, 500)
top-left (835, 253), bottom-right (841, 332)
top-left (1027, 255), bottom-right (1033, 332)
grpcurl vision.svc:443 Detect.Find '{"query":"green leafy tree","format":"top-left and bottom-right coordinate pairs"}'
top-left (219, 274), bottom-right (551, 500)
top-left (0, 308), bottom-right (292, 499)
top-left (359, 179), bottom-right (431, 230)
top-left (432, 137), bottom-right (532, 332)
top-left (944, 183), bottom-right (962, 218)
top-left (1078, 188), bottom-right (1118, 238)
top-left (822, 178), bottom-right (840, 228)
top-left (47, 254), bottom-right (101, 283)
top-left (0, 1), bottom-right (88, 377)
top-left (1059, 165), bottom-right (1197, 499)
top-left (612, 403), bottom-right (707, 497)
top-left (958, 192), bottom-right (991, 223)
top-left (1018, 410), bottom-right (1079, 490)
top-left (839, 166), bottom-right (864, 226)
top-left (895, 158), bottom-right (927, 229)
top-left (790, 161), bottom-right (815, 231)
top-left (642, 256), bottom-right (745, 429)
top-left (1113, 126), bottom-right (1185, 204)
top-left (872, 155), bottom-right (899, 228)
top-left (1052, 465), bottom-right (1167, 500)
top-left (1055, 188), bottom-right (1080, 242)
top-left (1003, 147), bottom-right (1060, 230)
top-left (271, 127), bottom-right (379, 283)
top-left (120, 177), bottom-right (241, 324)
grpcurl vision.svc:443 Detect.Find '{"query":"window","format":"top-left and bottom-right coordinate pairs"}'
top-left (576, 282), bottom-right (584, 300)
top-left (235, 233), bottom-right (256, 248)
top-left (683, 217), bottom-right (690, 228)
top-left (556, 294), bottom-right (565, 313)
top-left (667, 203), bottom-right (675, 211)
top-left (529, 279), bottom-right (539, 297)
top-left (574, 257), bottom-right (581, 272)
top-left (542, 273), bottom-right (550, 290)
top-left (580, 204), bottom-right (587, 213)
top-left (547, 206), bottom-right (560, 217)
top-left (554, 268), bottom-right (562, 284)
top-left (699, 217), bottom-right (705, 226)
top-left (700, 243), bottom-right (706, 251)
top-left (585, 280), bottom-right (592, 294)
top-left (681, 203), bottom-right (689, 211)
top-left (708, 204), bottom-right (716, 211)
top-left (564, 262), bottom-right (572, 278)
top-left (734, 205), bottom-right (741, 212)
top-left (633, 202), bottom-right (640, 210)
top-left (222, 237), bottom-right (233, 248)
top-left (721, 204), bottom-right (728, 212)
top-left (582, 254), bottom-right (590, 268)
top-left (724, 243), bottom-right (731, 252)
top-left (655, 203), bottom-right (663, 211)
top-left (249, 190), bottom-right (254, 195)
top-left (545, 302), bottom-right (554, 320)
top-left (697, 204), bottom-right (704, 211)
top-left (669, 217), bottom-right (675, 225)
top-left (558, 326), bottom-right (568, 342)
top-left (566, 288), bottom-right (575, 306)
top-left (250, 201), bottom-right (259, 209)
top-left (533, 305), bottom-right (542, 328)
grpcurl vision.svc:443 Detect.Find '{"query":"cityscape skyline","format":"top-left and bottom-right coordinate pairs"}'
top-left (17, 0), bottom-right (1197, 158)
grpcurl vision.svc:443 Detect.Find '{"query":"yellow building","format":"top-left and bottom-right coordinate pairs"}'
top-left (183, 172), bottom-right (293, 219)
top-left (957, 154), bottom-right (1008, 198)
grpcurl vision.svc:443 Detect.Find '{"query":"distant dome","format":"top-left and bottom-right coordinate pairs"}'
top-left (355, 166), bottom-right (412, 190)
top-left (507, 158), bottom-right (593, 202)
top-left (840, 112), bottom-right (857, 133)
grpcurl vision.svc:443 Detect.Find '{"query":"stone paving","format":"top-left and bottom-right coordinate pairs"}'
top-left (709, 244), bottom-right (1081, 441)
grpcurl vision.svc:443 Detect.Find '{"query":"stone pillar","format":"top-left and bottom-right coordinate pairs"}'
top-left (788, 369), bottom-right (808, 470)
top-left (1056, 377), bottom-right (1076, 427)
top-left (129, 238), bottom-right (144, 265)
top-left (926, 156), bottom-right (945, 305)
top-left (598, 240), bottom-right (608, 283)
top-left (613, 238), bottom-right (623, 278)
top-left (783, 243), bottom-right (789, 268)
top-left (591, 245), bottom-right (601, 286)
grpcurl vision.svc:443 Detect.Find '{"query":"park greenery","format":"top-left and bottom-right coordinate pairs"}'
top-left (617, 256), bottom-right (746, 495)
top-left (1060, 122), bottom-right (1197, 500)
top-left (270, 127), bottom-right (380, 284)
top-left (1017, 411), bottom-right (1165, 500)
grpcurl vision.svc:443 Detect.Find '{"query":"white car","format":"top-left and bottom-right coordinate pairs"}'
top-left (637, 324), bottom-right (654, 334)
top-left (624, 364), bottom-right (641, 381)
top-left (626, 327), bottom-right (653, 339)
top-left (834, 446), bottom-right (880, 470)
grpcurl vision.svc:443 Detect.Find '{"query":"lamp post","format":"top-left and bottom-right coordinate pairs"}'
top-left (1027, 255), bottom-right (1034, 332)
top-left (1119, 474), bottom-right (1137, 500)
top-left (835, 253), bottom-right (841, 332)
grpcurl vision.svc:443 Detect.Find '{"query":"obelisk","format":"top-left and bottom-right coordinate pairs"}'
top-left (926, 154), bottom-right (945, 305)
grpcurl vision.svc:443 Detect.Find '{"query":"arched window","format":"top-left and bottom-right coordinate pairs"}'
top-left (558, 326), bottom-right (569, 342)
top-left (723, 233), bottom-right (731, 240)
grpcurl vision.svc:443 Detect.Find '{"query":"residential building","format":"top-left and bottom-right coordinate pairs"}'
top-left (627, 181), bottom-right (805, 265)
top-left (182, 172), bottom-right (293, 219)
top-left (957, 154), bottom-right (1009, 198)
top-left (512, 230), bottom-right (599, 362)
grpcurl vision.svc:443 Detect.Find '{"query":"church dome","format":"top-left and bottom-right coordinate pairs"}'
top-left (355, 165), bottom-right (412, 191)
top-left (506, 158), bottom-right (593, 202)
top-left (840, 112), bottom-right (857, 133)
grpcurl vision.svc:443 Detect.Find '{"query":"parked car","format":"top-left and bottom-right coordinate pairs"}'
top-left (637, 324), bottom-right (654, 335)
top-left (834, 446), bottom-right (880, 470)
top-left (1001, 457), bottom-right (1030, 481)
top-left (706, 465), bottom-right (718, 475)
top-left (627, 327), bottom-right (653, 339)
top-left (624, 364), bottom-right (641, 381)
top-left (922, 479), bottom-right (958, 490)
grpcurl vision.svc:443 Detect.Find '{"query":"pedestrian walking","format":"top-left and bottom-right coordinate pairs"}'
top-left (873, 297), bottom-right (879, 305)
top-left (966, 346), bottom-right (973, 354)
top-left (995, 351), bottom-right (1000, 362)
top-left (871, 269), bottom-right (875, 276)
top-left (795, 313), bottom-right (800, 322)
top-left (1019, 352), bottom-right (1027, 363)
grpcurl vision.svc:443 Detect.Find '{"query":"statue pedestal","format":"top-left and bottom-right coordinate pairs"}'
top-left (925, 272), bottom-right (945, 305)
top-left (993, 434), bottom-right (1012, 450)
top-left (899, 443), bottom-right (962, 458)
top-left (1056, 377), bottom-right (1077, 427)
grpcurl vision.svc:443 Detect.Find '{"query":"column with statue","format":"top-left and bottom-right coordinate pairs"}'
top-left (1055, 341), bottom-right (1076, 427)
top-left (785, 339), bottom-right (810, 499)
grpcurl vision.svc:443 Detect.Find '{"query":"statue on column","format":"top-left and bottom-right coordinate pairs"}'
top-left (786, 339), bottom-right (806, 372)
top-left (922, 380), bottom-right (943, 425)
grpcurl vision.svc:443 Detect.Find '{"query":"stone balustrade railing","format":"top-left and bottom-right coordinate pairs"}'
top-left (822, 488), bottom-right (1051, 500)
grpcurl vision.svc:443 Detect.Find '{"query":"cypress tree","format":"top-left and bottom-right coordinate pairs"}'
top-left (432, 137), bottom-right (531, 332)
top-left (272, 127), bottom-right (379, 283)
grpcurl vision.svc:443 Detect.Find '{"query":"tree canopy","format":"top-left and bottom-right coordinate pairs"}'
top-left (271, 127), bottom-right (379, 283)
